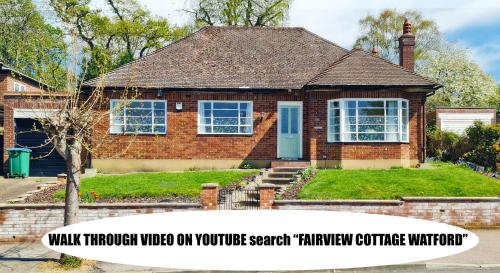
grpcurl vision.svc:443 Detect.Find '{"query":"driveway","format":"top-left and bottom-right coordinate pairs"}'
top-left (0, 230), bottom-right (499, 273)
top-left (0, 177), bottom-right (53, 203)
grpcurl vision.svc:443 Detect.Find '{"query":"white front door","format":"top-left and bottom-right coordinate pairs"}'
top-left (277, 101), bottom-right (302, 159)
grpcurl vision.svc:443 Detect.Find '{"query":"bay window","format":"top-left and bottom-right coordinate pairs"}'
top-left (110, 100), bottom-right (167, 134)
top-left (328, 99), bottom-right (409, 142)
top-left (198, 101), bottom-right (253, 134)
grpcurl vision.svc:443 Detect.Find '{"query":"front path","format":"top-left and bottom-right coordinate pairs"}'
top-left (0, 177), bottom-right (53, 203)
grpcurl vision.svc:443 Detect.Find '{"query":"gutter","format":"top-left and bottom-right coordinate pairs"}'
top-left (304, 84), bottom-right (438, 91)
top-left (81, 86), bottom-right (296, 94)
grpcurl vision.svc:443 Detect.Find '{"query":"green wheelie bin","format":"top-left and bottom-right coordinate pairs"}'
top-left (8, 148), bottom-right (32, 178)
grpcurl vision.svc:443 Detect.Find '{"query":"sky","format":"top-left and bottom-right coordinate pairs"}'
top-left (96, 0), bottom-right (500, 83)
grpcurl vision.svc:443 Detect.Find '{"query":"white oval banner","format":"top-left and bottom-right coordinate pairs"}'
top-left (42, 210), bottom-right (478, 271)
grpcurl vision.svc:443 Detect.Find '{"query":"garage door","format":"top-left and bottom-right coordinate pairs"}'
top-left (15, 119), bottom-right (66, 176)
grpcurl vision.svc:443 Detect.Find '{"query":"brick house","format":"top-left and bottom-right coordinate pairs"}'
top-left (83, 21), bottom-right (441, 172)
top-left (0, 62), bottom-right (67, 176)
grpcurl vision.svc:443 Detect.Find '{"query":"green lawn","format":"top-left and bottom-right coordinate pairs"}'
top-left (54, 170), bottom-right (258, 200)
top-left (298, 162), bottom-right (500, 200)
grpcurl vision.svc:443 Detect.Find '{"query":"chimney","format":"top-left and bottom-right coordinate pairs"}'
top-left (371, 47), bottom-right (379, 56)
top-left (399, 19), bottom-right (415, 71)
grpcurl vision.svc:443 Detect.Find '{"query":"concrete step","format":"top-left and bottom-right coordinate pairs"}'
top-left (262, 177), bottom-right (293, 185)
top-left (272, 167), bottom-right (305, 173)
top-left (267, 172), bottom-right (297, 178)
top-left (271, 160), bottom-right (310, 168)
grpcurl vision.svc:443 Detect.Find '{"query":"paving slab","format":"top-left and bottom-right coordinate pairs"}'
top-left (429, 229), bottom-right (500, 265)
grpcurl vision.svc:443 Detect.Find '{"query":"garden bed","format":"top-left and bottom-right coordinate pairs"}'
top-left (297, 162), bottom-right (500, 200)
top-left (24, 170), bottom-right (258, 203)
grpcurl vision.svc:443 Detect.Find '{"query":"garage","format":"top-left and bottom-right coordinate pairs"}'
top-left (436, 108), bottom-right (497, 135)
top-left (14, 118), bottom-right (66, 177)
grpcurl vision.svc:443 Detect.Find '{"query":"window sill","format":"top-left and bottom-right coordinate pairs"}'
top-left (327, 141), bottom-right (410, 144)
top-left (197, 134), bottom-right (253, 137)
top-left (109, 133), bottom-right (167, 136)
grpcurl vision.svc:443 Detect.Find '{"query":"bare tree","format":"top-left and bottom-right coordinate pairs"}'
top-left (9, 26), bottom-right (139, 228)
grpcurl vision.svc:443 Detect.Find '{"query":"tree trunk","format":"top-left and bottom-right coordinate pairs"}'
top-left (63, 148), bottom-right (82, 226)
top-left (61, 147), bottom-right (82, 260)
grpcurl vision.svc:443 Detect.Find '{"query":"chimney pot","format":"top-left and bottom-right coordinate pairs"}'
top-left (371, 47), bottom-right (379, 56)
top-left (403, 19), bottom-right (412, 35)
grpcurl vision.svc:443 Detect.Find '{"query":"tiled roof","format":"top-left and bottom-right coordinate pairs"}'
top-left (0, 62), bottom-right (51, 89)
top-left (307, 49), bottom-right (439, 88)
top-left (83, 27), bottom-right (439, 90)
top-left (83, 26), bottom-right (348, 89)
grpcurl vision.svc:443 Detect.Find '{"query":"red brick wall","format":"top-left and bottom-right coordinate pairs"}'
top-left (307, 90), bottom-right (426, 162)
top-left (92, 91), bottom-right (308, 161)
top-left (92, 89), bottom-right (426, 163)
top-left (0, 73), bottom-right (48, 105)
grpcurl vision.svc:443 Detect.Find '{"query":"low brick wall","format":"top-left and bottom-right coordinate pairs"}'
top-left (274, 197), bottom-right (500, 228)
top-left (2, 196), bottom-right (498, 242)
top-left (0, 203), bottom-right (201, 242)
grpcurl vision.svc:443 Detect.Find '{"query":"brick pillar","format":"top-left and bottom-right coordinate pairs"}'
top-left (3, 99), bottom-right (15, 174)
top-left (258, 184), bottom-right (277, 210)
top-left (201, 183), bottom-right (218, 210)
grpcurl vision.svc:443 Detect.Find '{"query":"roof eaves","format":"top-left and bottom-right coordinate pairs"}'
top-left (0, 61), bottom-right (53, 90)
top-left (87, 86), bottom-right (295, 93)
top-left (304, 83), bottom-right (438, 91)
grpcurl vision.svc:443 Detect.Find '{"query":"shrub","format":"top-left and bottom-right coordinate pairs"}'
top-left (463, 122), bottom-right (500, 171)
top-left (300, 167), bottom-right (315, 180)
top-left (59, 255), bottom-right (82, 269)
top-left (426, 129), bottom-right (467, 162)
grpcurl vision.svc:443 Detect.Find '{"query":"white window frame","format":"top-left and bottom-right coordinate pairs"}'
top-left (327, 98), bottom-right (409, 143)
top-left (14, 82), bottom-right (26, 92)
top-left (109, 99), bottom-right (167, 135)
top-left (197, 100), bottom-right (253, 135)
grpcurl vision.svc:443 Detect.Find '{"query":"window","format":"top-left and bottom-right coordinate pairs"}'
top-left (110, 100), bottom-right (167, 134)
top-left (14, 82), bottom-right (26, 92)
top-left (328, 99), bottom-right (409, 142)
top-left (198, 101), bottom-right (253, 134)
